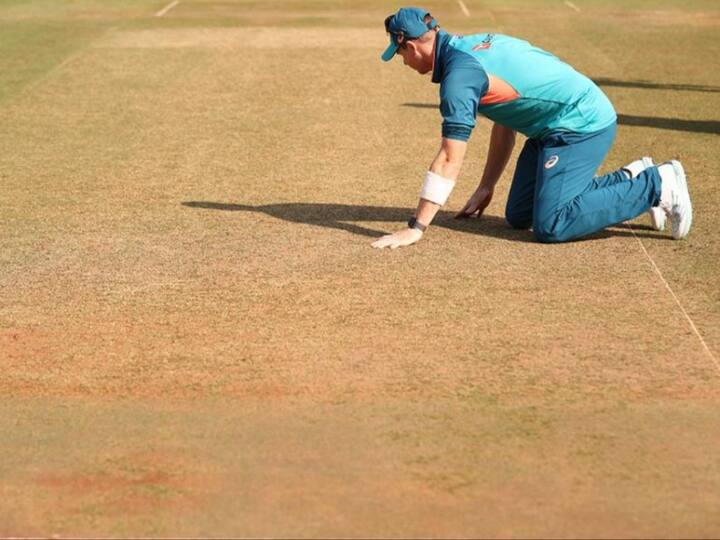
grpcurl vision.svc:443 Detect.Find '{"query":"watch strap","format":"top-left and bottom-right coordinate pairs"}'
top-left (408, 217), bottom-right (428, 232)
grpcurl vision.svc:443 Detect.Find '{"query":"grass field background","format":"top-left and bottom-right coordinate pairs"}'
top-left (1, 0), bottom-right (719, 536)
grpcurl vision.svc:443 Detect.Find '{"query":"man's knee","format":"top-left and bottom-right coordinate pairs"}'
top-left (533, 220), bottom-right (568, 243)
top-left (505, 209), bottom-right (532, 230)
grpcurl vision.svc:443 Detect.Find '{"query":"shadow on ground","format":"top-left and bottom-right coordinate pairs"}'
top-left (182, 201), bottom-right (667, 242)
top-left (615, 114), bottom-right (720, 135)
top-left (592, 78), bottom-right (720, 94)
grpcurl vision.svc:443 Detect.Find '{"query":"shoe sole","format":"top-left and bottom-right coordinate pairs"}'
top-left (640, 157), bottom-right (666, 231)
top-left (670, 160), bottom-right (692, 239)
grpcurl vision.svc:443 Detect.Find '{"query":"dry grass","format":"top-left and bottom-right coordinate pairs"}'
top-left (1, 0), bottom-right (719, 536)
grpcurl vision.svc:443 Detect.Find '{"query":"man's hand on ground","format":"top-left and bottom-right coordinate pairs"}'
top-left (456, 185), bottom-right (494, 218)
top-left (371, 227), bottom-right (423, 250)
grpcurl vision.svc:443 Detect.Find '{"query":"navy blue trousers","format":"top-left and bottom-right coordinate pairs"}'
top-left (505, 123), bottom-right (662, 242)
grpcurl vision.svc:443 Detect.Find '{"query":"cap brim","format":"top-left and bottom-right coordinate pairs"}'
top-left (381, 41), bottom-right (398, 62)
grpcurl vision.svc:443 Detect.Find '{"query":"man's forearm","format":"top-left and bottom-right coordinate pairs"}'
top-left (480, 123), bottom-right (516, 188)
top-left (415, 137), bottom-right (468, 227)
top-left (372, 138), bottom-right (467, 249)
top-left (429, 149), bottom-right (463, 180)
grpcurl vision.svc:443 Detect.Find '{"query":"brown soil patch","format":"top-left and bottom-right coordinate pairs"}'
top-left (33, 450), bottom-right (205, 518)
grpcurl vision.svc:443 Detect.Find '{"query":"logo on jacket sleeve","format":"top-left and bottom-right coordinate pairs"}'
top-left (544, 155), bottom-right (560, 169)
top-left (472, 33), bottom-right (495, 51)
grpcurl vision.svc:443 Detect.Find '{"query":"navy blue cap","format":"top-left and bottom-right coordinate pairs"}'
top-left (382, 7), bottom-right (438, 61)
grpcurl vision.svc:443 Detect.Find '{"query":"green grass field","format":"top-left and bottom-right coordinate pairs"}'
top-left (1, 0), bottom-right (719, 536)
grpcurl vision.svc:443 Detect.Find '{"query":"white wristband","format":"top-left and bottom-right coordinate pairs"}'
top-left (419, 170), bottom-right (456, 206)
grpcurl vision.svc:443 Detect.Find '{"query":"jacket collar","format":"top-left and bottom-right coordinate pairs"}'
top-left (431, 30), bottom-right (452, 84)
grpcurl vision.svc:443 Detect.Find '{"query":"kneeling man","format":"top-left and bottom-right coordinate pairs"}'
top-left (372, 7), bottom-right (692, 249)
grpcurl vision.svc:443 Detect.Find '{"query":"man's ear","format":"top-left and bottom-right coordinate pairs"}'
top-left (406, 40), bottom-right (419, 55)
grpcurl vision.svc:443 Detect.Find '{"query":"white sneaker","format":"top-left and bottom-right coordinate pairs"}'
top-left (622, 156), bottom-right (654, 179)
top-left (657, 160), bottom-right (692, 240)
top-left (622, 157), bottom-right (666, 231)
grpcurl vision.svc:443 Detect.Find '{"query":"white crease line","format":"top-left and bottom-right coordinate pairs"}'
top-left (21, 51), bottom-right (83, 95)
top-left (627, 224), bottom-right (720, 375)
top-left (155, 0), bottom-right (179, 17)
top-left (458, 0), bottom-right (471, 17)
top-left (564, 0), bottom-right (580, 12)
top-left (3, 25), bottom-right (119, 108)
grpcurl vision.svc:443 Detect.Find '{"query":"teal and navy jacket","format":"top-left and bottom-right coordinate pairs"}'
top-left (432, 30), bottom-right (617, 141)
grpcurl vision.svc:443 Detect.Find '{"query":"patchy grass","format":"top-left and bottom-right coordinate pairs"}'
top-left (1, 0), bottom-right (719, 536)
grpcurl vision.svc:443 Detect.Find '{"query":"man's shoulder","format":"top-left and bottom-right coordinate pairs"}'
top-left (440, 32), bottom-right (530, 70)
top-left (446, 32), bottom-right (523, 50)
top-left (440, 35), bottom-right (485, 70)
top-left (433, 31), bottom-right (528, 84)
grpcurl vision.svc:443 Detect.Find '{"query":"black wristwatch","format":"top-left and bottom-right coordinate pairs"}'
top-left (408, 217), bottom-right (428, 232)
